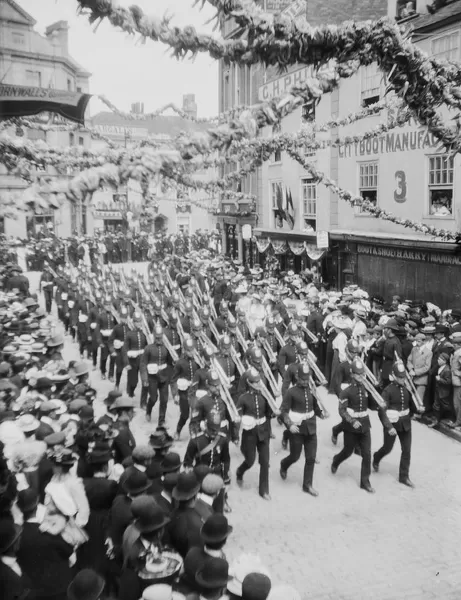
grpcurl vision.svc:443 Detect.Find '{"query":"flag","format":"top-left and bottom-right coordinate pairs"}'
top-left (275, 183), bottom-right (286, 228)
top-left (286, 188), bottom-right (295, 230)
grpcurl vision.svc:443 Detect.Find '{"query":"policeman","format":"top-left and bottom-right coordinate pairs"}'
top-left (373, 362), bottom-right (421, 487)
top-left (171, 338), bottom-right (201, 440)
top-left (278, 323), bottom-right (302, 375)
top-left (331, 358), bottom-right (390, 493)
top-left (140, 325), bottom-right (171, 425)
top-left (236, 368), bottom-right (272, 501)
top-left (279, 364), bottom-right (328, 496)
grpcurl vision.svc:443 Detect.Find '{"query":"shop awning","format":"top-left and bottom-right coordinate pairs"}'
top-left (253, 228), bottom-right (325, 260)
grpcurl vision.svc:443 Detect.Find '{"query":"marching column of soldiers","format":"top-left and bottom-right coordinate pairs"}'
top-left (45, 252), bottom-right (426, 502)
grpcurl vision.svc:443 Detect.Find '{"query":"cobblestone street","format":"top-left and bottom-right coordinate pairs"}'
top-left (61, 330), bottom-right (461, 600)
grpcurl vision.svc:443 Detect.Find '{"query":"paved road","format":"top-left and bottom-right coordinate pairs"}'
top-left (60, 332), bottom-right (461, 600)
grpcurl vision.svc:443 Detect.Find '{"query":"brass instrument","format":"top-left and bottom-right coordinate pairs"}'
top-left (394, 351), bottom-right (424, 411)
top-left (361, 376), bottom-right (386, 410)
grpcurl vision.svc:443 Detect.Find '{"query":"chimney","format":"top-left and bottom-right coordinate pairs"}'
top-left (182, 94), bottom-right (197, 119)
top-left (45, 21), bottom-right (69, 55)
top-left (131, 102), bottom-right (144, 114)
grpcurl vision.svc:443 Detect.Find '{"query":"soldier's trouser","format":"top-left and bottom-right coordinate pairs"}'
top-left (147, 376), bottom-right (168, 425)
top-left (332, 430), bottom-right (371, 487)
top-left (373, 426), bottom-right (411, 481)
top-left (237, 429), bottom-right (270, 496)
top-left (281, 432), bottom-right (317, 488)
top-left (176, 390), bottom-right (190, 434)
top-left (100, 343), bottom-right (115, 377)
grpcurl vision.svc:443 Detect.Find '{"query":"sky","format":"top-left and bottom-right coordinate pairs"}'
top-left (19, 0), bottom-right (220, 117)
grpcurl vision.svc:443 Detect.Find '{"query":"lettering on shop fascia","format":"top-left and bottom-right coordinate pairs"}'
top-left (339, 130), bottom-right (439, 157)
top-left (357, 244), bottom-right (461, 266)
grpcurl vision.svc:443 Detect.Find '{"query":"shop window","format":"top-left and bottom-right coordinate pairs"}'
top-left (432, 31), bottom-right (460, 62)
top-left (26, 214), bottom-right (54, 237)
top-left (361, 63), bottom-right (381, 107)
top-left (26, 70), bottom-right (41, 87)
top-left (358, 162), bottom-right (379, 213)
top-left (78, 136), bottom-right (84, 146)
top-left (270, 179), bottom-right (283, 227)
top-left (177, 215), bottom-right (190, 234)
top-left (396, 1), bottom-right (416, 21)
top-left (428, 155), bottom-right (454, 217)
top-left (67, 78), bottom-right (73, 91)
top-left (27, 129), bottom-right (46, 141)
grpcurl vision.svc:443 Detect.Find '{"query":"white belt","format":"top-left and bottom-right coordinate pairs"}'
top-left (241, 415), bottom-right (266, 430)
top-left (113, 339), bottom-right (124, 349)
top-left (147, 363), bottom-right (167, 375)
top-left (221, 419), bottom-right (229, 428)
top-left (177, 377), bottom-right (191, 390)
top-left (90, 323), bottom-right (97, 329)
top-left (127, 349), bottom-right (143, 358)
top-left (101, 329), bottom-right (113, 336)
top-left (347, 409), bottom-right (369, 418)
top-left (61, 293), bottom-right (68, 300)
top-left (42, 282), bottom-right (53, 287)
top-left (68, 301), bottom-right (75, 308)
top-left (173, 344), bottom-right (181, 350)
top-left (78, 314), bottom-right (88, 323)
top-left (386, 408), bottom-right (410, 423)
top-left (196, 389), bottom-right (207, 398)
top-left (288, 410), bottom-right (314, 425)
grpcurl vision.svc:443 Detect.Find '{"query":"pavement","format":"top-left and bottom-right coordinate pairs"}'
top-left (31, 273), bottom-right (461, 600)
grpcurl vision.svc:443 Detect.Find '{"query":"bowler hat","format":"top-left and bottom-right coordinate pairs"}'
top-left (67, 569), bottom-right (105, 600)
top-left (435, 323), bottom-right (448, 335)
top-left (112, 396), bottom-right (136, 411)
top-left (161, 452), bottom-right (181, 473)
top-left (136, 502), bottom-right (170, 533)
top-left (122, 470), bottom-right (151, 496)
top-left (68, 399), bottom-right (88, 414)
top-left (163, 472), bottom-right (179, 493)
top-left (195, 557), bottom-right (230, 589)
top-left (104, 389), bottom-right (122, 406)
top-left (73, 361), bottom-right (90, 377)
top-left (17, 488), bottom-right (39, 514)
top-left (194, 464), bottom-right (212, 483)
top-left (242, 573), bottom-right (272, 600)
top-left (0, 521), bottom-right (22, 554)
top-left (87, 449), bottom-right (112, 465)
top-left (200, 514), bottom-right (233, 544)
top-left (50, 448), bottom-right (76, 467)
top-left (149, 428), bottom-right (174, 450)
top-left (172, 472), bottom-right (200, 501)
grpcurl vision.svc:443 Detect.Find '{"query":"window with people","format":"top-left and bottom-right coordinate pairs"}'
top-left (429, 155), bottom-right (454, 217)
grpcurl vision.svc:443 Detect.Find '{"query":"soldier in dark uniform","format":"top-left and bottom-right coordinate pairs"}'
top-left (190, 370), bottom-right (235, 441)
top-left (236, 368), bottom-right (272, 501)
top-left (97, 296), bottom-right (117, 381)
top-left (330, 339), bottom-right (360, 445)
top-left (181, 301), bottom-right (195, 335)
top-left (278, 323), bottom-right (301, 376)
top-left (40, 265), bottom-right (55, 314)
top-left (170, 338), bottom-right (201, 440)
top-left (279, 363), bottom-right (328, 496)
top-left (381, 319), bottom-right (403, 388)
top-left (373, 362), bottom-right (422, 487)
top-left (124, 312), bottom-right (148, 403)
top-left (140, 325), bottom-right (172, 425)
top-left (110, 306), bottom-right (130, 390)
top-left (331, 358), bottom-right (392, 493)
top-left (214, 301), bottom-right (230, 336)
top-left (183, 411), bottom-right (231, 483)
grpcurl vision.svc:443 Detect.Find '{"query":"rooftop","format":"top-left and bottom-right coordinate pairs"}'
top-left (411, 0), bottom-right (461, 33)
top-left (90, 111), bottom-right (209, 137)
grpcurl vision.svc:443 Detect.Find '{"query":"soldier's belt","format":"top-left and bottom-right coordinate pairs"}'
top-left (386, 409), bottom-right (409, 423)
top-left (101, 329), bottom-right (113, 337)
top-left (113, 340), bottom-right (124, 349)
top-left (288, 410), bottom-right (314, 424)
top-left (147, 363), bottom-right (167, 374)
top-left (196, 389), bottom-right (207, 398)
top-left (42, 282), bottom-right (53, 287)
top-left (347, 409), bottom-right (369, 418)
top-left (61, 293), bottom-right (68, 300)
top-left (127, 350), bottom-right (143, 358)
top-left (241, 415), bottom-right (266, 430)
top-left (177, 378), bottom-right (191, 390)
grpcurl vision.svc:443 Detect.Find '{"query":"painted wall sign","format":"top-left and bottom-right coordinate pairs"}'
top-left (357, 244), bottom-right (461, 266)
top-left (338, 130), bottom-right (439, 157)
top-left (258, 66), bottom-right (313, 101)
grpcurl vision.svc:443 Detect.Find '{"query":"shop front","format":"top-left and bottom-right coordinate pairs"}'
top-left (329, 233), bottom-right (461, 309)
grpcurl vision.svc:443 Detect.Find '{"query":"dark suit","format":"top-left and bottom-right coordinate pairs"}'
top-left (112, 422), bottom-right (136, 464)
top-left (0, 561), bottom-right (33, 600)
top-left (168, 507), bottom-right (204, 558)
top-left (17, 521), bottom-right (73, 599)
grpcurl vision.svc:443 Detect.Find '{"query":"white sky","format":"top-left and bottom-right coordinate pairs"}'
top-left (19, 0), bottom-right (220, 117)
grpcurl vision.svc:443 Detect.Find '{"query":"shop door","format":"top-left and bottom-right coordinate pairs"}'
top-left (225, 224), bottom-right (237, 259)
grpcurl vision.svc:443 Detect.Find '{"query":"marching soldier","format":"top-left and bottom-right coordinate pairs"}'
top-left (40, 264), bottom-right (55, 314)
top-left (281, 341), bottom-right (310, 397)
top-left (109, 306), bottom-right (130, 390)
top-left (190, 370), bottom-right (236, 441)
top-left (279, 364), bottom-right (328, 496)
top-left (215, 335), bottom-right (239, 406)
top-left (236, 368), bottom-right (273, 501)
top-left (215, 301), bottom-right (231, 335)
top-left (373, 362), bottom-right (420, 487)
top-left (97, 295), bottom-right (117, 381)
top-left (331, 339), bottom-right (361, 446)
top-left (331, 358), bottom-right (391, 493)
top-left (181, 301), bottom-right (195, 335)
top-left (124, 312), bottom-right (148, 405)
top-left (170, 338), bottom-right (201, 439)
top-left (278, 323), bottom-right (302, 375)
top-left (140, 325), bottom-right (172, 425)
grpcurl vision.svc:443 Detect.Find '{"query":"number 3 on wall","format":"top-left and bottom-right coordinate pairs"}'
top-left (394, 170), bottom-right (407, 203)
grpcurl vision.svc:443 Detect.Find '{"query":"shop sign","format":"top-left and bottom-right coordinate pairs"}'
top-left (94, 125), bottom-right (148, 138)
top-left (357, 244), bottom-right (461, 266)
top-left (258, 66), bottom-right (312, 101)
top-left (265, 0), bottom-right (293, 12)
top-left (339, 129), bottom-right (439, 157)
top-left (316, 231), bottom-right (329, 249)
top-left (93, 210), bottom-right (122, 219)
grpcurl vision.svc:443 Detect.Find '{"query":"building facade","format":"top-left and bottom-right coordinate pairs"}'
top-left (0, 0), bottom-right (91, 238)
top-left (89, 96), bottom-right (218, 236)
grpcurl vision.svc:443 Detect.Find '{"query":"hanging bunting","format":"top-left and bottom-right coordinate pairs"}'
top-left (305, 244), bottom-right (326, 261)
